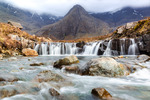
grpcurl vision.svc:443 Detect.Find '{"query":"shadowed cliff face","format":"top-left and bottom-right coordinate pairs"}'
top-left (37, 5), bottom-right (111, 40)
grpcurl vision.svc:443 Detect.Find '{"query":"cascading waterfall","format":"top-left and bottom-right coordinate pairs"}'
top-left (120, 39), bottom-right (125, 55)
top-left (103, 40), bottom-right (112, 56)
top-left (34, 42), bottom-right (102, 56)
top-left (82, 41), bottom-right (102, 55)
top-left (34, 38), bottom-right (140, 56)
top-left (41, 43), bottom-right (48, 55)
top-left (128, 39), bottom-right (139, 55)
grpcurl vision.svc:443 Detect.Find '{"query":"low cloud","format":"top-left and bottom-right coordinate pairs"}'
top-left (1, 0), bottom-right (150, 16)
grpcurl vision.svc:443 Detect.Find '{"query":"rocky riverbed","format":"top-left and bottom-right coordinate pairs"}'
top-left (0, 55), bottom-right (150, 100)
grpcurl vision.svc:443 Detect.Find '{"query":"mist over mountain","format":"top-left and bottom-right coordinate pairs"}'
top-left (0, 1), bottom-right (150, 37)
top-left (91, 6), bottom-right (150, 27)
top-left (1, 0), bottom-right (150, 16)
top-left (0, 2), bottom-right (61, 34)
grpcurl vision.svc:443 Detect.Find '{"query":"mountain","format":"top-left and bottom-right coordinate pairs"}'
top-left (91, 7), bottom-right (150, 27)
top-left (37, 5), bottom-right (111, 40)
top-left (0, 2), bottom-right (61, 34)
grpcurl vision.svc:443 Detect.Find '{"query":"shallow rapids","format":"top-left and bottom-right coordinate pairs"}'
top-left (1, 56), bottom-right (150, 100)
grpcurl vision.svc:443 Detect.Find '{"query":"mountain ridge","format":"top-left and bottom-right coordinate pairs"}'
top-left (0, 2), bottom-right (61, 34)
top-left (37, 5), bottom-right (111, 40)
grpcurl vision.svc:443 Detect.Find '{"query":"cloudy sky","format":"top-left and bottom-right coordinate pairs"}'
top-left (1, 0), bottom-right (150, 16)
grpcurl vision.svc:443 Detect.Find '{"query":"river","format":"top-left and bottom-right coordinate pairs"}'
top-left (0, 55), bottom-right (150, 100)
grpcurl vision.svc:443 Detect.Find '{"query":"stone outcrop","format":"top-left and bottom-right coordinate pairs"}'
top-left (116, 22), bottom-right (138, 34)
top-left (137, 34), bottom-right (150, 55)
top-left (22, 48), bottom-right (38, 56)
top-left (91, 88), bottom-right (112, 100)
top-left (54, 55), bottom-right (79, 69)
top-left (81, 57), bottom-right (129, 77)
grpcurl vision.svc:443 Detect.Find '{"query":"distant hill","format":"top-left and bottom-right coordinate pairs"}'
top-left (91, 7), bottom-right (150, 27)
top-left (0, 2), bottom-right (61, 34)
top-left (37, 5), bottom-right (111, 40)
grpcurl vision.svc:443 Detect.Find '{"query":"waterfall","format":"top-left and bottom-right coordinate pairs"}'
top-left (34, 44), bottom-right (40, 52)
top-left (41, 43), bottom-right (48, 55)
top-left (128, 39), bottom-right (139, 55)
top-left (34, 42), bottom-right (102, 56)
top-left (34, 38), bottom-right (140, 56)
top-left (103, 40), bottom-right (112, 56)
top-left (93, 41), bottom-right (102, 55)
top-left (82, 42), bottom-right (101, 55)
top-left (120, 39), bottom-right (125, 55)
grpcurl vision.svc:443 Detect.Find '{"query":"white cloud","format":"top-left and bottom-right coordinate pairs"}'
top-left (1, 0), bottom-right (150, 16)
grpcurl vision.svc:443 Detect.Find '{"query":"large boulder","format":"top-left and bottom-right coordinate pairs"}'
top-left (22, 48), bottom-right (38, 56)
top-left (91, 88), bottom-right (112, 100)
top-left (54, 55), bottom-right (79, 69)
top-left (81, 57), bottom-right (129, 77)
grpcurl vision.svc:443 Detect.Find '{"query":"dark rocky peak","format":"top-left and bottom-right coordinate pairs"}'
top-left (66, 4), bottom-right (89, 17)
top-left (37, 5), bottom-right (111, 40)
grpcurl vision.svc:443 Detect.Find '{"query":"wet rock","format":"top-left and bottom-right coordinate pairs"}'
top-left (137, 54), bottom-right (150, 62)
top-left (137, 34), bottom-right (150, 55)
top-left (22, 48), bottom-right (38, 56)
top-left (36, 70), bottom-right (65, 82)
top-left (0, 74), bottom-right (18, 82)
top-left (64, 66), bottom-right (79, 74)
top-left (0, 88), bottom-right (18, 98)
top-left (54, 55), bottom-right (79, 69)
top-left (81, 57), bottom-right (128, 77)
top-left (76, 41), bottom-right (86, 48)
top-left (30, 63), bottom-right (44, 66)
top-left (91, 88), bottom-right (112, 100)
top-left (49, 88), bottom-right (60, 96)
